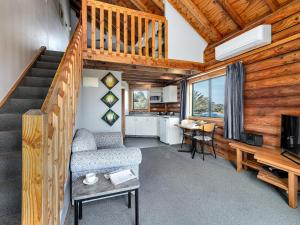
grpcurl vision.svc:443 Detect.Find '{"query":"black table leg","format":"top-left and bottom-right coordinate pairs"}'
top-left (135, 189), bottom-right (139, 225)
top-left (74, 200), bottom-right (78, 225)
top-left (79, 201), bottom-right (82, 220)
top-left (128, 191), bottom-right (131, 208)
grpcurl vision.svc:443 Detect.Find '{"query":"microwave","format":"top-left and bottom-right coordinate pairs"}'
top-left (150, 96), bottom-right (162, 103)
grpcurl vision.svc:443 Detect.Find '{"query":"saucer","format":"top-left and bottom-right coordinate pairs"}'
top-left (83, 177), bottom-right (99, 185)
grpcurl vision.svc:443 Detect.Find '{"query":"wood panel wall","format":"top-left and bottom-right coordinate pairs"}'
top-left (193, 4), bottom-right (300, 161)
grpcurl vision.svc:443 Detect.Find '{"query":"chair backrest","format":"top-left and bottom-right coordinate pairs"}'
top-left (202, 123), bottom-right (215, 132)
top-left (181, 119), bottom-right (194, 126)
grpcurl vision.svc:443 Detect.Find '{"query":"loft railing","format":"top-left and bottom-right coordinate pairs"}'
top-left (22, 23), bottom-right (82, 225)
top-left (82, 0), bottom-right (168, 61)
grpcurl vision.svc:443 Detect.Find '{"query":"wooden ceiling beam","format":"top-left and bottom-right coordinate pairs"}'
top-left (84, 60), bottom-right (201, 75)
top-left (217, 0), bottom-right (246, 29)
top-left (151, 0), bottom-right (164, 11)
top-left (264, 0), bottom-right (280, 12)
top-left (128, 0), bottom-right (151, 13)
top-left (177, 0), bottom-right (222, 42)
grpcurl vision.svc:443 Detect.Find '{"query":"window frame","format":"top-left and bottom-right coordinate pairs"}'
top-left (189, 74), bottom-right (225, 119)
top-left (131, 88), bottom-right (150, 112)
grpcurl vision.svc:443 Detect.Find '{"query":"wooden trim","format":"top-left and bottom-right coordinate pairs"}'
top-left (0, 46), bottom-right (46, 108)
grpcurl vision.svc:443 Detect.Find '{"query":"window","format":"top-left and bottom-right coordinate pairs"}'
top-left (192, 76), bottom-right (225, 118)
top-left (132, 90), bottom-right (149, 110)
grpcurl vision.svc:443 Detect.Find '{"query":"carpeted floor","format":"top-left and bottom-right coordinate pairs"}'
top-left (65, 145), bottom-right (300, 225)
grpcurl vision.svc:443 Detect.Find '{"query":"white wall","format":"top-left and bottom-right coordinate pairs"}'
top-left (77, 69), bottom-right (122, 133)
top-left (0, 0), bottom-right (71, 103)
top-left (165, 0), bottom-right (207, 63)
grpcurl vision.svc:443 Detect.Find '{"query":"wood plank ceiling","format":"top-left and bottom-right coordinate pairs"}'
top-left (71, 0), bottom-right (294, 85)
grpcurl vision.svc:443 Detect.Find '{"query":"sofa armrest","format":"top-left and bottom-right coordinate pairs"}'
top-left (94, 132), bottom-right (124, 149)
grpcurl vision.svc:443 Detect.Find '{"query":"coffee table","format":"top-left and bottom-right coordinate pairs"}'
top-left (72, 173), bottom-right (140, 225)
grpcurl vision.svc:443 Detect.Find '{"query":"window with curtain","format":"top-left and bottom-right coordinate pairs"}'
top-left (192, 76), bottom-right (225, 118)
top-left (132, 90), bottom-right (149, 110)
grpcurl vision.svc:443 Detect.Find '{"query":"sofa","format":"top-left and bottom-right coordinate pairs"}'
top-left (70, 128), bottom-right (142, 182)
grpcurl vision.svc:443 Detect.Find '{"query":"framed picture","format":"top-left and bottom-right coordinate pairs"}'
top-left (101, 91), bottom-right (119, 108)
top-left (102, 109), bottom-right (119, 126)
top-left (101, 72), bottom-right (119, 90)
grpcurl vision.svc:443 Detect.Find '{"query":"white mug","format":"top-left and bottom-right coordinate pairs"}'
top-left (85, 173), bottom-right (96, 183)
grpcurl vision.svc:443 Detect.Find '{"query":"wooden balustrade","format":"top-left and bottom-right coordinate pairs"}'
top-left (82, 0), bottom-right (168, 61)
top-left (22, 23), bottom-right (83, 225)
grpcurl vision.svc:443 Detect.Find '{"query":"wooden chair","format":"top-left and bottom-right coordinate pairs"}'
top-left (180, 119), bottom-right (194, 149)
top-left (192, 123), bottom-right (216, 160)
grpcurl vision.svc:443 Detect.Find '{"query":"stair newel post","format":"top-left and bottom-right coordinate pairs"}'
top-left (22, 110), bottom-right (48, 225)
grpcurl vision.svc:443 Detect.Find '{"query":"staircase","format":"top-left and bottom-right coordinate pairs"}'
top-left (0, 49), bottom-right (64, 224)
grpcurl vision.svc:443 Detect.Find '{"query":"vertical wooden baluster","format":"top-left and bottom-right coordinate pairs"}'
top-left (116, 9), bottom-right (120, 55)
top-left (124, 11), bottom-right (128, 55)
top-left (152, 19), bottom-right (155, 59)
top-left (91, 5), bottom-right (96, 52)
top-left (82, 0), bottom-right (87, 50)
top-left (145, 18), bottom-right (149, 58)
top-left (100, 6), bottom-right (104, 53)
top-left (164, 20), bottom-right (168, 59)
top-left (131, 14), bottom-right (135, 56)
top-left (108, 8), bottom-right (113, 54)
top-left (47, 120), bottom-right (54, 225)
top-left (158, 20), bottom-right (162, 59)
top-left (138, 16), bottom-right (142, 57)
top-left (52, 106), bottom-right (60, 225)
top-left (58, 89), bottom-right (65, 209)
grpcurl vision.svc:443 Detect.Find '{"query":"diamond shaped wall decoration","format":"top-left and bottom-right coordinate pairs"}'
top-left (101, 91), bottom-right (119, 108)
top-left (102, 109), bottom-right (119, 126)
top-left (101, 72), bottom-right (119, 90)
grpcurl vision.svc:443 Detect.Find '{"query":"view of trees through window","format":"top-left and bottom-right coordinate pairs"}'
top-left (133, 90), bottom-right (149, 110)
top-left (192, 76), bottom-right (225, 118)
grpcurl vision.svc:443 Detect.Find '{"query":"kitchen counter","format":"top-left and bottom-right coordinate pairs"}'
top-left (126, 114), bottom-right (179, 118)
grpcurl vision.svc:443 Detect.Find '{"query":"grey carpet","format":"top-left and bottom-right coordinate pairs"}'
top-left (64, 145), bottom-right (300, 225)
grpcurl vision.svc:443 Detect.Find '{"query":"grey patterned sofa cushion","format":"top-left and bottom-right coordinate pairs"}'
top-left (72, 128), bottom-right (97, 153)
top-left (70, 147), bottom-right (142, 173)
top-left (94, 132), bottom-right (124, 149)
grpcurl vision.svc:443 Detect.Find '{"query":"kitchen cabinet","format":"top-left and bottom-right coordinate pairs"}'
top-left (163, 85), bottom-right (177, 103)
top-left (125, 116), bottom-right (159, 136)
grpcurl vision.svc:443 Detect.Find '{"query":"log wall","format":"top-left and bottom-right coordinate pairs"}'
top-left (198, 4), bottom-right (300, 161)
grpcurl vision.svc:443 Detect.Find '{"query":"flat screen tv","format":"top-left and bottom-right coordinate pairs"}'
top-left (281, 115), bottom-right (300, 165)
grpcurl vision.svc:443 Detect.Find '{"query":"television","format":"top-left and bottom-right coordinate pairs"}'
top-left (281, 115), bottom-right (300, 165)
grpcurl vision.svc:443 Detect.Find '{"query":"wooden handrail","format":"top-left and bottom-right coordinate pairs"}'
top-left (82, 0), bottom-right (168, 60)
top-left (22, 22), bottom-right (83, 225)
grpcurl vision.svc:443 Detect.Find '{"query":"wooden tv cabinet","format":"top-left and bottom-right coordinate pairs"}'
top-left (229, 142), bottom-right (300, 208)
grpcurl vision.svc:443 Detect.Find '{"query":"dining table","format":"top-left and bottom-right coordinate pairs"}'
top-left (175, 122), bottom-right (208, 156)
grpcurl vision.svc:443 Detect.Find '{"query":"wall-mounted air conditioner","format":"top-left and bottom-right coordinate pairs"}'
top-left (215, 25), bottom-right (272, 61)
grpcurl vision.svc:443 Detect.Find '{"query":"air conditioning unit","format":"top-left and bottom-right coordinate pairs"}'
top-left (215, 25), bottom-right (272, 61)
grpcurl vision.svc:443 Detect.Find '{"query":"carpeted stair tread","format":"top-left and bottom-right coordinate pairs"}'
top-left (0, 151), bottom-right (21, 180)
top-left (0, 130), bottom-right (21, 149)
top-left (20, 76), bottom-right (53, 87)
top-left (0, 98), bottom-right (44, 113)
top-left (35, 61), bottom-right (59, 70)
top-left (0, 113), bottom-right (22, 131)
top-left (44, 50), bottom-right (64, 57)
top-left (11, 86), bottom-right (49, 99)
top-left (28, 68), bottom-right (56, 78)
top-left (0, 177), bottom-right (21, 217)
top-left (40, 54), bottom-right (63, 63)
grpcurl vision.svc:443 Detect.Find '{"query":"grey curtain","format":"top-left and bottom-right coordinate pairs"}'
top-left (180, 79), bottom-right (187, 122)
top-left (224, 61), bottom-right (245, 140)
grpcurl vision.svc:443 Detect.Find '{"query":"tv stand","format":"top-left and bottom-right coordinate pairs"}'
top-left (230, 142), bottom-right (300, 208)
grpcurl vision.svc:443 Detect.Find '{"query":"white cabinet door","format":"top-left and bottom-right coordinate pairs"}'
top-left (125, 117), bottom-right (136, 135)
top-left (163, 86), bottom-right (177, 103)
top-left (159, 117), bottom-right (167, 143)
